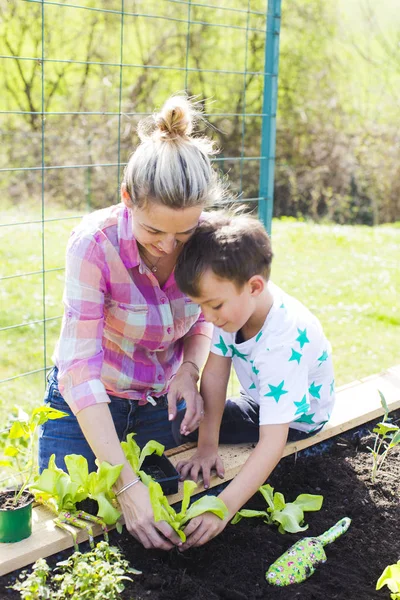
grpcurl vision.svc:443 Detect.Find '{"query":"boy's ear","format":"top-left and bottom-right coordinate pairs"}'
top-left (248, 275), bottom-right (265, 297)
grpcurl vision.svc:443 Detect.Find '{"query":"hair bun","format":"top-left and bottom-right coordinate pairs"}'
top-left (155, 95), bottom-right (194, 139)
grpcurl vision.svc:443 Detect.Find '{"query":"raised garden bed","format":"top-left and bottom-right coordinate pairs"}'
top-left (3, 412), bottom-right (399, 600)
top-left (2, 368), bottom-right (400, 599)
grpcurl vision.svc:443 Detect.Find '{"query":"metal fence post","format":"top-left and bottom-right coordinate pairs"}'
top-left (258, 0), bottom-right (281, 235)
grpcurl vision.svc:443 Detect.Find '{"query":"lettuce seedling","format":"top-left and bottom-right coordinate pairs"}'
top-left (32, 454), bottom-right (123, 549)
top-left (0, 405), bottom-right (67, 506)
top-left (149, 479), bottom-right (228, 541)
top-left (368, 391), bottom-right (400, 483)
top-left (376, 560), bottom-right (400, 599)
top-left (121, 433), bottom-right (164, 485)
top-left (11, 541), bottom-right (141, 600)
top-left (231, 484), bottom-right (323, 534)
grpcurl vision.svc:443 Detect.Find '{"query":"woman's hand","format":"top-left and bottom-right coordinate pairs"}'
top-left (117, 480), bottom-right (182, 550)
top-left (176, 449), bottom-right (225, 489)
top-left (179, 512), bottom-right (229, 551)
top-left (167, 362), bottom-right (204, 435)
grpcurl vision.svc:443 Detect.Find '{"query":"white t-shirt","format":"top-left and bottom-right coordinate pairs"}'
top-left (210, 282), bottom-right (335, 432)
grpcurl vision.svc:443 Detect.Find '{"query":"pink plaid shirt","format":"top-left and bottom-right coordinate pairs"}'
top-left (54, 204), bottom-right (212, 415)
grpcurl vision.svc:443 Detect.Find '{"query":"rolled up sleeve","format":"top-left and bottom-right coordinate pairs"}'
top-left (55, 232), bottom-right (110, 415)
top-left (183, 311), bottom-right (213, 340)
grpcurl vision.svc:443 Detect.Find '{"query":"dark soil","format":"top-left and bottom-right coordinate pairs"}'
top-left (3, 413), bottom-right (400, 600)
top-left (0, 491), bottom-right (33, 511)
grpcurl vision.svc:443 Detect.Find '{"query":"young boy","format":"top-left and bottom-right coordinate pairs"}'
top-left (174, 212), bottom-right (335, 550)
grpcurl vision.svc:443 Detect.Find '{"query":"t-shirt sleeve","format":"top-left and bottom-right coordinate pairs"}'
top-left (255, 344), bottom-right (310, 426)
top-left (210, 327), bottom-right (233, 358)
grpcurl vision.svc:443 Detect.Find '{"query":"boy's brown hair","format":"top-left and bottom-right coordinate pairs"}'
top-left (175, 211), bottom-right (273, 297)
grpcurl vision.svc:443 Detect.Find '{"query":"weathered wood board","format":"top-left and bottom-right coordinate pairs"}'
top-left (1, 365), bottom-right (399, 576)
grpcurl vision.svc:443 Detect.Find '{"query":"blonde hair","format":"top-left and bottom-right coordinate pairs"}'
top-left (123, 95), bottom-right (224, 209)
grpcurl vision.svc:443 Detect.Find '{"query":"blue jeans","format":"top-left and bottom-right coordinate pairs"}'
top-left (38, 367), bottom-right (185, 473)
top-left (172, 394), bottom-right (322, 445)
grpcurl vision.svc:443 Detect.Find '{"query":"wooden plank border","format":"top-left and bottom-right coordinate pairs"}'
top-left (1, 365), bottom-right (399, 576)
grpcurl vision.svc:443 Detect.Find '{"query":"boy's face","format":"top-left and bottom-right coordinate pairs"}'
top-left (189, 269), bottom-right (255, 333)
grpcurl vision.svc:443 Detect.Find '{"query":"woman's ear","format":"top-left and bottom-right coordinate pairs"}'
top-left (121, 183), bottom-right (133, 207)
top-left (248, 275), bottom-right (265, 297)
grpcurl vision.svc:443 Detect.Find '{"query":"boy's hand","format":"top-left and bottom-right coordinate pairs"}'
top-left (176, 450), bottom-right (225, 489)
top-left (179, 512), bottom-right (228, 550)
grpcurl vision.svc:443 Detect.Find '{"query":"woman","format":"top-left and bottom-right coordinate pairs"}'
top-left (38, 95), bottom-right (224, 551)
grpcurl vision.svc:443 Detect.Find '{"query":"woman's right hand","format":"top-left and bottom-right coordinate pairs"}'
top-left (176, 449), bottom-right (225, 489)
top-left (117, 480), bottom-right (182, 550)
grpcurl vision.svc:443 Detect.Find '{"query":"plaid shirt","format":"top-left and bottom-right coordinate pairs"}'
top-left (54, 204), bottom-right (212, 415)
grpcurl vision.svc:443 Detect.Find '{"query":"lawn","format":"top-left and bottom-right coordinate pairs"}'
top-left (1, 208), bottom-right (399, 423)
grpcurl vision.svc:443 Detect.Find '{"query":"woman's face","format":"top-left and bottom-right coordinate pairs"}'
top-left (127, 200), bottom-right (203, 258)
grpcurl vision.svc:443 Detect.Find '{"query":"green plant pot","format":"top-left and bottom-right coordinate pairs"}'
top-left (0, 491), bottom-right (34, 543)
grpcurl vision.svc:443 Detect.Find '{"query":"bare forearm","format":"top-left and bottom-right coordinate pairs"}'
top-left (76, 403), bottom-right (134, 486)
top-left (219, 424), bottom-right (289, 518)
top-left (198, 368), bottom-right (229, 449)
top-left (182, 334), bottom-right (211, 370)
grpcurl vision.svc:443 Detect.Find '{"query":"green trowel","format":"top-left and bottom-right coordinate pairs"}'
top-left (266, 517), bottom-right (351, 586)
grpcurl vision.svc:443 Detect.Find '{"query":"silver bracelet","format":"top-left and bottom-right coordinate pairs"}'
top-left (115, 477), bottom-right (141, 497)
top-left (181, 360), bottom-right (200, 375)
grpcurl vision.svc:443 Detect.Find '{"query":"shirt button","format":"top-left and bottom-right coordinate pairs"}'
top-left (157, 374), bottom-right (163, 381)
top-left (167, 327), bottom-right (172, 334)
top-left (160, 297), bottom-right (167, 304)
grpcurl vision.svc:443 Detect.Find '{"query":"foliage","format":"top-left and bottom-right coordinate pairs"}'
top-left (1, 1), bottom-right (399, 223)
top-left (368, 391), bottom-right (400, 483)
top-left (32, 454), bottom-right (123, 526)
top-left (149, 479), bottom-right (228, 542)
top-left (11, 541), bottom-right (141, 600)
top-left (231, 484), bottom-right (323, 534)
top-left (0, 406), bottom-right (67, 505)
top-left (376, 560), bottom-right (400, 600)
top-left (121, 433), bottom-right (164, 485)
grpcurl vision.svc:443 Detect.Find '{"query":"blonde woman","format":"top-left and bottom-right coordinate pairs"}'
top-left (39, 95), bottom-right (224, 550)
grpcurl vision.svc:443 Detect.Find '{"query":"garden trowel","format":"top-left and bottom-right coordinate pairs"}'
top-left (266, 517), bottom-right (351, 586)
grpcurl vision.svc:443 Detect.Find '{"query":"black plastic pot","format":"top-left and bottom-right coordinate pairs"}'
top-left (141, 453), bottom-right (180, 495)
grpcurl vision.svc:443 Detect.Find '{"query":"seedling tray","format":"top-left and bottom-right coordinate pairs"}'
top-left (141, 453), bottom-right (180, 495)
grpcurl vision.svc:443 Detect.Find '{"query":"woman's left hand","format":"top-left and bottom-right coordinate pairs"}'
top-left (179, 512), bottom-right (228, 551)
top-left (167, 362), bottom-right (204, 435)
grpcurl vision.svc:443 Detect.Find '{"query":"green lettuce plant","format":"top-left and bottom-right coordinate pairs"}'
top-left (149, 479), bottom-right (228, 542)
top-left (0, 406), bottom-right (67, 506)
top-left (121, 432), bottom-right (164, 484)
top-left (32, 454), bottom-right (123, 549)
top-left (376, 560), bottom-right (400, 599)
top-left (368, 391), bottom-right (400, 483)
top-left (231, 484), bottom-right (323, 534)
top-left (11, 541), bottom-right (141, 600)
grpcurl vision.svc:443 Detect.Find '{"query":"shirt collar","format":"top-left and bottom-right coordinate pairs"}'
top-left (118, 204), bottom-right (140, 269)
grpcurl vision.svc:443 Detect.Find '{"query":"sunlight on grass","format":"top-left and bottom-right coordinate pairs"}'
top-left (1, 208), bottom-right (399, 421)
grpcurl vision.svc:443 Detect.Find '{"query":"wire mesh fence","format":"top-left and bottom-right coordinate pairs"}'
top-left (0, 0), bottom-right (281, 415)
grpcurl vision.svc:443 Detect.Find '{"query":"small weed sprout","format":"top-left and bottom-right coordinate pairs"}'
top-left (11, 541), bottom-right (141, 600)
top-left (368, 391), bottom-right (400, 484)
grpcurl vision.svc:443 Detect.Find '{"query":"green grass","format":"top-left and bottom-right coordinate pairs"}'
top-left (1, 209), bottom-right (399, 422)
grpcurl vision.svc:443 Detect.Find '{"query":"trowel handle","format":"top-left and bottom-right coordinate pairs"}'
top-left (318, 517), bottom-right (351, 546)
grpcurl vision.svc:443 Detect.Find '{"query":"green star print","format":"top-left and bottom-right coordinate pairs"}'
top-left (265, 380), bottom-right (288, 403)
top-left (309, 382), bottom-right (322, 399)
top-left (214, 336), bottom-right (229, 356)
top-left (289, 348), bottom-right (302, 364)
top-left (318, 350), bottom-right (328, 366)
top-left (296, 328), bottom-right (310, 349)
top-left (294, 395), bottom-right (309, 416)
top-left (250, 360), bottom-right (260, 375)
top-left (295, 412), bottom-right (316, 425)
top-left (229, 345), bottom-right (248, 361)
